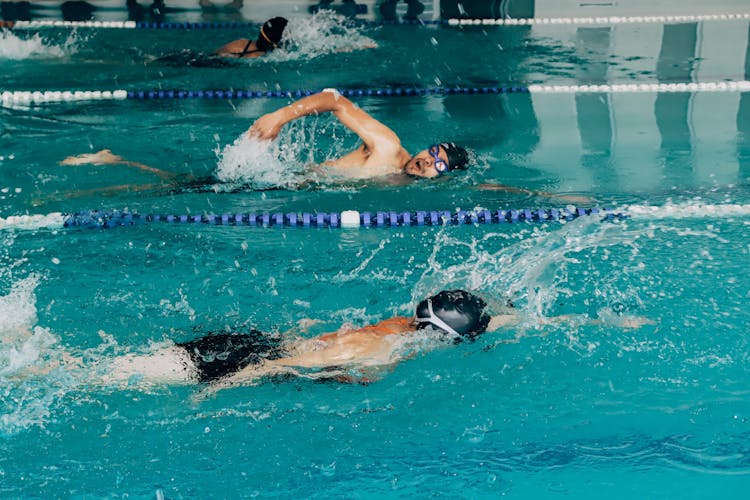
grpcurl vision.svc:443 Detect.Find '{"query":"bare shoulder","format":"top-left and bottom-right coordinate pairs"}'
top-left (365, 143), bottom-right (409, 169)
top-left (214, 39), bottom-right (249, 55)
top-left (329, 317), bottom-right (411, 338)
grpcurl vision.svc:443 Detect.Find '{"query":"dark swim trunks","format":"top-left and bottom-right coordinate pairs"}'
top-left (177, 331), bottom-right (284, 383)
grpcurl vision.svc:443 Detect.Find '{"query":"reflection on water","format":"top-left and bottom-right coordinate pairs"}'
top-left (738, 22), bottom-right (750, 181)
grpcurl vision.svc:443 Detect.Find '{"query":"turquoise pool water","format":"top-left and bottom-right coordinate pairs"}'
top-left (2, 12), bottom-right (750, 497)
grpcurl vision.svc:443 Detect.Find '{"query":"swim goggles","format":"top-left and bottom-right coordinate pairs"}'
top-left (429, 144), bottom-right (450, 176)
top-left (414, 298), bottom-right (460, 337)
top-left (259, 26), bottom-right (278, 48)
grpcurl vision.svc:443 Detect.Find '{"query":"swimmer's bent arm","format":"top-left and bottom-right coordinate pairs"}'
top-left (248, 91), bottom-right (402, 153)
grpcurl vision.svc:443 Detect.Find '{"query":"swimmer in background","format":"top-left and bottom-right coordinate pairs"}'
top-left (11, 290), bottom-right (651, 394)
top-left (213, 16), bottom-right (288, 59)
top-left (153, 16), bottom-right (288, 67)
top-left (58, 90), bottom-right (590, 203)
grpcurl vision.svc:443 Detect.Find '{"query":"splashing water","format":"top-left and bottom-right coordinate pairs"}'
top-left (412, 216), bottom-right (660, 328)
top-left (0, 272), bottom-right (70, 435)
top-left (0, 30), bottom-right (77, 60)
top-left (0, 275), bottom-right (42, 344)
top-left (214, 118), bottom-right (326, 189)
top-left (270, 11), bottom-right (377, 61)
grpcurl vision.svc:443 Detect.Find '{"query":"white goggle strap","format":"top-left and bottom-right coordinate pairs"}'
top-left (415, 299), bottom-right (461, 337)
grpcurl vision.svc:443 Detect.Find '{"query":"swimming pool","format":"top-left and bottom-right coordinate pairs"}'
top-left (2, 8), bottom-right (750, 498)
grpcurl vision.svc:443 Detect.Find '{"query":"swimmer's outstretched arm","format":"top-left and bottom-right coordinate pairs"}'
top-left (487, 313), bottom-right (521, 331)
top-left (490, 310), bottom-right (653, 330)
top-left (248, 90), bottom-right (403, 154)
top-left (555, 314), bottom-right (654, 329)
top-left (475, 183), bottom-right (593, 205)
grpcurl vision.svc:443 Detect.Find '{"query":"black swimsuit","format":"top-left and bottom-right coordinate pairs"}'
top-left (154, 38), bottom-right (264, 67)
top-left (177, 331), bottom-right (284, 383)
top-left (230, 39), bottom-right (264, 57)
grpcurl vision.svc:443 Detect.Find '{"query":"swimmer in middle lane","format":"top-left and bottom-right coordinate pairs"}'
top-left (58, 90), bottom-right (591, 203)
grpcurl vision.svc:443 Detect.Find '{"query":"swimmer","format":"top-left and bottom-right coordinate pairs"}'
top-left (11, 290), bottom-right (652, 394)
top-left (67, 90), bottom-right (471, 181)
top-left (98, 290), bottom-right (495, 392)
top-left (248, 89), bottom-right (472, 180)
top-left (213, 16), bottom-right (288, 59)
top-left (152, 16), bottom-right (287, 67)
top-left (56, 90), bottom-right (590, 203)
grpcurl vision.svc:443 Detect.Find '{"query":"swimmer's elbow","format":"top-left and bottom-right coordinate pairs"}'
top-left (319, 89), bottom-right (354, 111)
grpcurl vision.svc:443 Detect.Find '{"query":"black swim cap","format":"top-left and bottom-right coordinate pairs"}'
top-left (257, 17), bottom-right (288, 51)
top-left (415, 290), bottom-right (490, 340)
top-left (439, 143), bottom-right (470, 171)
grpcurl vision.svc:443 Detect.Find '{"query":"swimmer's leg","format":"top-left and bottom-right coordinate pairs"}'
top-left (101, 346), bottom-right (195, 386)
top-left (1, 327), bottom-right (82, 380)
top-left (32, 182), bottom-right (167, 206)
top-left (60, 149), bottom-right (182, 181)
top-left (59, 149), bottom-right (123, 166)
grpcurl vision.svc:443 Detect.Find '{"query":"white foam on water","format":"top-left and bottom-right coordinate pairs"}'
top-left (269, 11), bottom-right (377, 62)
top-left (0, 273), bottom-right (72, 435)
top-left (412, 198), bottom-right (750, 351)
top-left (411, 214), bottom-right (664, 343)
top-left (0, 275), bottom-right (41, 343)
top-left (214, 120), bottom-right (318, 189)
top-left (0, 212), bottom-right (65, 231)
top-left (624, 202), bottom-right (750, 219)
top-left (0, 30), bottom-right (78, 60)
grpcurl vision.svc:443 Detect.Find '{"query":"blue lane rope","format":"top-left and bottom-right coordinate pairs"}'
top-left (5, 82), bottom-right (749, 106)
top-left (1, 20), bottom-right (446, 30)
top-left (123, 86), bottom-right (531, 100)
top-left (61, 206), bottom-right (623, 229)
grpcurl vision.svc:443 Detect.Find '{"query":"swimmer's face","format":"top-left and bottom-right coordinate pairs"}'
top-left (403, 146), bottom-right (450, 178)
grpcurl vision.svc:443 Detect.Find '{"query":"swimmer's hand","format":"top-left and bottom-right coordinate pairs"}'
top-left (248, 111), bottom-right (284, 140)
top-left (60, 149), bottom-right (123, 166)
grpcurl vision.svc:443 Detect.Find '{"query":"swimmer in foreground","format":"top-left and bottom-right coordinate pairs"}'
top-left (104, 290), bottom-right (495, 391)
top-left (57, 90), bottom-right (590, 202)
top-left (15, 290), bottom-right (651, 394)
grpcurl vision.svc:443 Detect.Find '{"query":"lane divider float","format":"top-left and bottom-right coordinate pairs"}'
top-left (3, 13), bottom-right (749, 30)
top-left (3, 81), bottom-right (750, 106)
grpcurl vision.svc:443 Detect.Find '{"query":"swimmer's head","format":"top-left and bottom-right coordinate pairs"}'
top-left (256, 17), bottom-right (288, 51)
top-left (403, 143), bottom-right (470, 178)
top-left (414, 290), bottom-right (490, 341)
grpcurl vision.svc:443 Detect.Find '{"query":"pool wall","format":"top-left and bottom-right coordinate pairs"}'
top-left (2, 0), bottom-right (749, 23)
